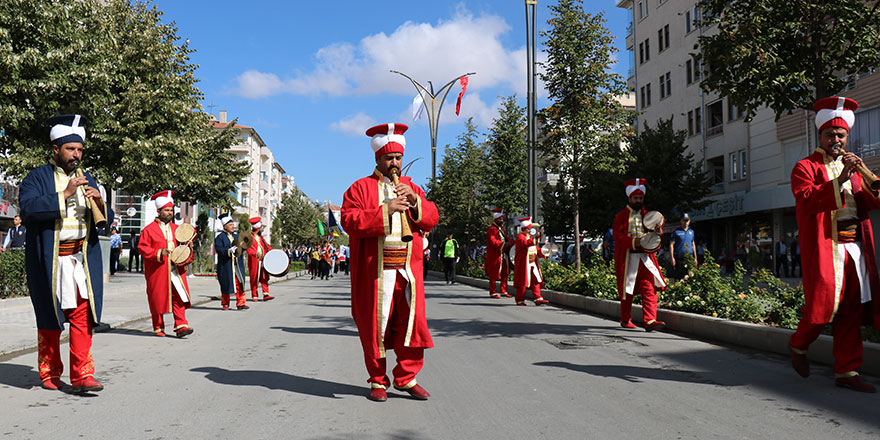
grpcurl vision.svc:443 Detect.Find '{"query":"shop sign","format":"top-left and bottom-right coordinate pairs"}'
top-left (692, 194), bottom-right (745, 220)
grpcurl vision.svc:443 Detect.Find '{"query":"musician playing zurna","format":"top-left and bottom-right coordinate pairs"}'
top-left (138, 191), bottom-right (194, 338)
top-left (246, 216), bottom-right (275, 302)
top-left (19, 114), bottom-right (106, 393)
top-left (341, 122), bottom-right (439, 402)
top-left (789, 96), bottom-right (880, 393)
top-left (512, 216), bottom-right (549, 306)
top-left (612, 178), bottom-right (666, 331)
top-left (485, 208), bottom-right (513, 298)
top-left (214, 213), bottom-right (249, 310)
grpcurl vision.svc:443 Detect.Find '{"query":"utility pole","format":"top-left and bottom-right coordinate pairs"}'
top-left (391, 70), bottom-right (476, 185)
top-left (525, 0), bottom-right (538, 218)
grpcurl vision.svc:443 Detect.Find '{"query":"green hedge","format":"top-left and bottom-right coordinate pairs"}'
top-left (290, 261), bottom-right (306, 272)
top-left (0, 249), bottom-right (28, 299)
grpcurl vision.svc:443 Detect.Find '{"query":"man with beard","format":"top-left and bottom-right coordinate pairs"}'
top-left (19, 114), bottom-right (106, 393)
top-left (214, 213), bottom-right (248, 310)
top-left (246, 216), bottom-right (275, 302)
top-left (789, 96), bottom-right (880, 392)
top-left (612, 178), bottom-right (667, 331)
top-left (485, 208), bottom-right (513, 299)
top-left (341, 122), bottom-right (439, 402)
top-left (138, 191), bottom-right (194, 337)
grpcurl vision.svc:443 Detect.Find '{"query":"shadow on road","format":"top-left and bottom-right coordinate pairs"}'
top-left (271, 326), bottom-right (359, 337)
top-left (191, 366), bottom-right (364, 399)
top-left (106, 327), bottom-right (162, 338)
top-left (312, 429), bottom-right (430, 440)
top-left (534, 360), bottom-right (740, 386)
top-left (0, 362), bottom-right (41, 389)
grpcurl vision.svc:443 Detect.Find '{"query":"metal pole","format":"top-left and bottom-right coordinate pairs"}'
top-left (525, 0), bottom-right (538, 218)
top-left (531, 0), bottom-right (538, 219)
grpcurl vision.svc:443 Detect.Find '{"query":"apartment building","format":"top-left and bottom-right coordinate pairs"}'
top-left (617, 0), bottom-right (880, 267)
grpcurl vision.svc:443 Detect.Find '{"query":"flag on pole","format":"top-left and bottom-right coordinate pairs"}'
top-left (328, 207), bottom-right (346, 234)
top-left (455, 76), bottom-right (468, 116)
top-left (412, 93), bottom-right (425, 121)
top-left (316, 219), bottom-right (325, 236)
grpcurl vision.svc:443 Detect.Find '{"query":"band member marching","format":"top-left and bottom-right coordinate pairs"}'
top-left (485, 208), bottom-right (513, 298)
top-left (513, 216), bottom-right (549, 306)
top-left (613, 178), bottom-right (667, 331)
top-left (214, 213), bottom-right (249, 310)
top-left (20, 114), bottom-right (106, 393)
top-left (138, 191), bottom-right (195, 337)
top-left (341, 122), bottom-right (439, 402)
top-left (789, 96), bottom-right (880, 392)
top-left (246, 216), bottom-right (275, 302)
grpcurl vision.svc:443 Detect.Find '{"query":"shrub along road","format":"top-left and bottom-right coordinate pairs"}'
top-left (0, 274), bottom-right (877, 439)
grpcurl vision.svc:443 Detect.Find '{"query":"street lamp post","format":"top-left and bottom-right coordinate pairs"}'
top-left (391, 70), bottom-right (476, 185)
top-left (525, 0), bottom-right (538, 218)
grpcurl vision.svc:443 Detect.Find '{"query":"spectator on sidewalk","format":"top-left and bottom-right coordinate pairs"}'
top-left (128, 232), bottom-right (141, 273)
top-left (670, 213), bottom-right (696, 279)
top-left (109, 226), bottom-right (121, 275)
top-left (776, 237), bottom-right (790, 278)
top-left (1, 215), bottom-right (26, 251)
top-left (440, 233), bottom-right (459, 284)
top-left (791, 235), bottom-right (801, 277)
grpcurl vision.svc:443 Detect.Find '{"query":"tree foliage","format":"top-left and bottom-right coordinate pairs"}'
top-left (538, 0), bottom-right (633, 270)
top-left (0, 0), bottom-right (247, 204)
top-left (274, 190), bottom-right (322, 247)
top-left (483, 95), bottom-right (528, 219)
top-left (696, 0), bottom-right (880, 118)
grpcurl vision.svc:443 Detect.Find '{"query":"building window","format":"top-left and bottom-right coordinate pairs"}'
top-left (688, 110), bottom-right (695, 136)
top-left (707, 100), bottom-right (724, 136)
top-left (644, 39), bottom-right (650, 61)
top-left (685, 10), bottom-right (692, 34)
top-left (695, 107), bottom-right (702, 134)
top-left (638, 1), bottom-right (647, 20)
top-left (740, 150), bottom-right (748, 178)
top-left (640, 86), bottom-right (646, 108)
top-left (658, 28), bottom-right (664, 52)
top-left (659, 75), bottom-right (666, 99)
top-left (646, 83), bottom-right (652, 106)
top-left (727, 100), bottom-right (745, 121)
top-left (663, 25), bottom-right (669, 50)
top-left (639, 42), bottom-right (645, 64)
top-left (686, 59), bottom-right (693, 84)
top-left (664, 72), bottom-right (671, 97)
top-left (708, 156), bottom-right (724, 189)
top-left (693, 58), bottom-right (702, 82)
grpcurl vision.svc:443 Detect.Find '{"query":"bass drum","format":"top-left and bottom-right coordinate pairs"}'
top-left (263, 249), bottom-right (290, 277)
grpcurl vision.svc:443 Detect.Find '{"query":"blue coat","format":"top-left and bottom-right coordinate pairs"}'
top-left (19, 164), bottom-right (104, 330)
top-left (215, 231), bottom-right (245, 294)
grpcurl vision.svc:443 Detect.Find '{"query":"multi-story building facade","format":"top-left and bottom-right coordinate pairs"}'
top-left (618, 0), bottom-right (880, 269)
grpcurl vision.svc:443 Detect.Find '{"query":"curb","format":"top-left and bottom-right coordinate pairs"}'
top-left (431, 271), bottom-right (880, 377)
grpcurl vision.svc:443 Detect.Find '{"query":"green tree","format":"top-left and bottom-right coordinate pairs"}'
top-left (0, 0), bottom-right (247, 205)
top-left (697, 0), bottom-right (880, 117)
top-left (539, 1), bottom-right (633, 271)
top-left (483, 95), bottom-right (528, 223)
top-left (429, 118), bottom-right (488, 251)
top-left (274, 191), bottom-right (322, 247)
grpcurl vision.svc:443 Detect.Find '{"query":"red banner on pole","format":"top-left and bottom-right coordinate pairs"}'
top-left (455, 77), bottom-right (469, 116)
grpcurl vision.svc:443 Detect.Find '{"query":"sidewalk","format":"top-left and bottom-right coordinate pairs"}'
top-left (0, 270), bottom-right (305, 357)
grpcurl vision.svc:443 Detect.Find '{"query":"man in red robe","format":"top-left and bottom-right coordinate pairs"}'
top-left (138, 191), bottom-right (194, 338)
top-left (246, 216), bottom-right (274, 302)
top-left (613, 178), bottom-right (666, 331)
top-left (485, 208), bottom-right (512, 298)
top-left (341, 122), bottom-right (439, 402)
top-left (513, 216), bottom-right (549, 306)
top-left (789, 96), bottom-right (880, 393)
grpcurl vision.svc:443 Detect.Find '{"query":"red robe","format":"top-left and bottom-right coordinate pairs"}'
top-left (485, 224), bottom-right (507, 279)
top-left (513, 232), bottom-right (544, 288)
top-left (138, 220), bottom-right (192, 314)
top-left (791, 149), bottom-right (880, 326)
top-left (246, 232), bottom-right (271, 292)
top-left (613, 205), bottom-right (666, 299)
top-left (341, 169), bottom-right (439, 359)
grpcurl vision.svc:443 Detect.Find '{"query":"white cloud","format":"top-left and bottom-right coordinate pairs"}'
top-left (330, 112), bottom-right (377, 137)
top-left (230, 9), bottom-right (533, 99)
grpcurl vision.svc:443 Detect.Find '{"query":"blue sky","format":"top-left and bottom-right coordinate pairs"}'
top-left (151, 0), bottom-right (630, 206)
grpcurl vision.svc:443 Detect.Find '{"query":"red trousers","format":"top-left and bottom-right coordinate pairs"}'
top-left (515, 273), bottom-right (543, 304)
top-left (151, 288), bottom-right (190, 333)
top-left (790, 253), bottom-right (865, 375)
top-left (488, 260), bottom-right (509, 295)
top-left (250, 267), bottom-right (270, 299)
top-left (38, 295), bottom-right (95, 383)
top-left (621, 262), bottom-right (659, 324)
top-left (364, 272), bottom-right (424, 389)
top-left (221, 277), bottom-right (247, 308)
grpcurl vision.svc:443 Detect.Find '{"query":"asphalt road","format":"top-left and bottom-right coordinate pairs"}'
top-left (1, 275), bottom-right (878, 440)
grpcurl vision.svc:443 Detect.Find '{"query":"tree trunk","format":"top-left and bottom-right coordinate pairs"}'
top-left (573, 174), bottom-right (581, 273)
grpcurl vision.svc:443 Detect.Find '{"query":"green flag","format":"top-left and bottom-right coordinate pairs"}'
top-left (317, 219), bottom-right (325, 236)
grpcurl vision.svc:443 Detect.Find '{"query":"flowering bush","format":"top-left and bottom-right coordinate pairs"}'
top-left (543, 252), bottom-right (617, 300)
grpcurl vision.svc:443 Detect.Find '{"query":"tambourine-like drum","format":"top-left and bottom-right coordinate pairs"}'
top-left (640, 232), bottom-right (661, 253)
top-left (175, 223), bottom-right (196, 243)
top-left (642, 211), bottom-right (665, 231)
top-left (508, 246), bottom-right (517, 262)
top-left (170, 245), bottom-right (192, 265)
top-left (263, 249), bottom-right (290, 277)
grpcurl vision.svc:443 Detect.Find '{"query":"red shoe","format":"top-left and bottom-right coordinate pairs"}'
top-left (71, 377), bottom-right (104, 394)
top-left (835, 375), bottom-right (876, 393)
top-left (620, 320), bottom-right (637, 329)
top-left (516, 301), bottom-right (527, 306)
top-left (237, 304), bottom-right (250, 310)
top-left (154, 330), bottom-right (167, 337)
top-left (534, 297), bottom-right (549, 305)
top-left (251, 297), bottom-right (260, 302)
top-left (501, 293), bottom-right (512, 298)
top-left (645, 320), bottom-right (666, 332)
top-left (490, 293), bottom-right (501, 299)
top-left (222, 305), bottom-right (229, 310)
top-left (394, 383), bottom-right (430, 400)
top-left (790, 346), bottom-right (810, 378)
top-left (368, 387), bottom-right (387, 402)
top-left (42, 378), bottom-right (64, 390)
top-left (176, 327), bottom-right (194, 338)
top-left (262, 295), bottom-right (275, 301)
